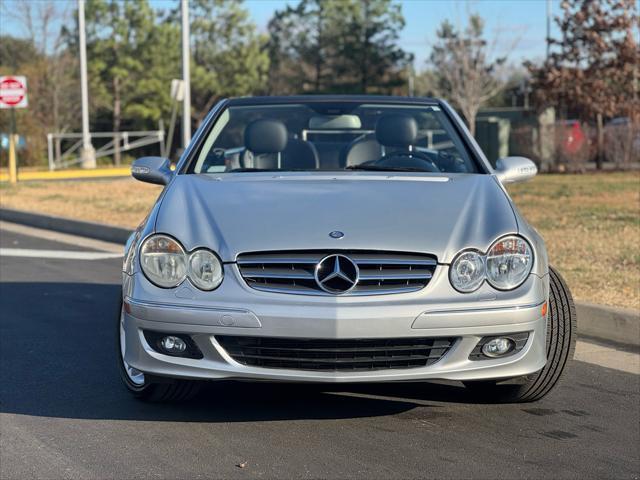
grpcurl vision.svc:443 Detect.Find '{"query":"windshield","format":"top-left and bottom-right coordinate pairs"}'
top-left (188, 102), bottom-right (480, 174)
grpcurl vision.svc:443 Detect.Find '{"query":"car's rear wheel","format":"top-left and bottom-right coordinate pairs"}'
top-left (117, 295), bottom-right (201, 402)
top-left (464, 266), bottom-right (576, 403)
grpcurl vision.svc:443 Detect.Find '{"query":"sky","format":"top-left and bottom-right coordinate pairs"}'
top-left (1, 0), bottom-right (556, 68)
top-left (241, 0), bottom-right (554, 67)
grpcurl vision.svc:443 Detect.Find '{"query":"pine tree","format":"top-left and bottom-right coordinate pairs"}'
top-left (188, 0), bottom-right (270, 123)
top-left (267, 0), bottom-right (411, 95)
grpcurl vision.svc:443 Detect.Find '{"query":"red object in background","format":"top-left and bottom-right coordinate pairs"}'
top-left (563, 121), bottom-right (586, 154)
top-left (0, 76), bottom-right (27, 108)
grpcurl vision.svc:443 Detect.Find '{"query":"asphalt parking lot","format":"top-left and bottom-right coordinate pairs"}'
top-left (1, 226), bottom-right (638, 479)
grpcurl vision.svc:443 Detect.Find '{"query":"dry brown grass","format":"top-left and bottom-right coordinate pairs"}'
top-left (1, 173), bottom-right (638, 309)
top-left (0, 178), bottom-right (162, 228)
top-left (508, 173), bottom-right (639, 310)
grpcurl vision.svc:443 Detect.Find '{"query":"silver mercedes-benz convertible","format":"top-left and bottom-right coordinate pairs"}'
top-left (119, 95), bottom-right (576, 403)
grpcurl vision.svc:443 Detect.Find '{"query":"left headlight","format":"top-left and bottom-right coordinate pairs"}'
top-left (449, 235), bottom-right (533, 293)
top-left (485, 236), bottom-right (533, 290)
top-left (449, 250), bottom-right (485, 293)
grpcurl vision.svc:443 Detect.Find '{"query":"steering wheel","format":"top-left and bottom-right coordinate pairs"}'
top-left (375, 150), bottom-right (441, 172)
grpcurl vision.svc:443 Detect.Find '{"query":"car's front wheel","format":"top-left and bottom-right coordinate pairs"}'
top-left (117, 295), bottom-right (201, 402)
top-left (464, 266), bottom-right (576, 403)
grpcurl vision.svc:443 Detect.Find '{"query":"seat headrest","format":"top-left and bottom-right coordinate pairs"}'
top-left (375, 114), bottom-right (418, 148)
top-left (244, 119), bottom-right (288, 154)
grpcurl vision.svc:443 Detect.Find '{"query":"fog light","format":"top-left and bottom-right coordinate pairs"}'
top-left (161, 335), bottom-right (187, 354)
top-left (481, 337), bottom-right (515, 357)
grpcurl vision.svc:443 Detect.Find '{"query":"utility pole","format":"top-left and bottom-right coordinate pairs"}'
top-left (78, 0), bottom-right (95, 168)
top-left (546, 0), bottom-right (552, 60)
top-left (408, 65), bottom-right (414, 97)
top-left (181, 0), bottom-right (191, 149)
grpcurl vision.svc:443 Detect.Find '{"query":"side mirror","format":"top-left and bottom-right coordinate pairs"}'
top-left (495, 156), bottom-right (537, 184)
top-left (131, 157), bottom-right (173, 185)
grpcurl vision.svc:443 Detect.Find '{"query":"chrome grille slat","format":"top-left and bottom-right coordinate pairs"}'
top-left (237, 250), bottom-right (437, 296)
top-left (350, 256), bottom-right (437, 266)
top-left (241, 269), bottom-right (315, 280)
top-left (237, 254), bottom-right (322, 265)
top-left (358, 272), bottom-right (433, 281)
top-left (237, 259), bottom-right (320, 265)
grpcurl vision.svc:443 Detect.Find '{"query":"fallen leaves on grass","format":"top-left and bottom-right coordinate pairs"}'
top-left (508, 173), bottom-right (639, 310)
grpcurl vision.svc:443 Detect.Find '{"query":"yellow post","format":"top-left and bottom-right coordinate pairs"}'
top-left (8, 133), bottom-right (17, 185)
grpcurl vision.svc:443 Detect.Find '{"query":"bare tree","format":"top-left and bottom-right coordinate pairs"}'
top-left (527, 0), bottom-right (639, 168)
top-left (2, 0), bottom-right (61, 55)
top-left (428, 15), bottom-right (515, 136)
top-left (0, 0), bottom-right (80, 165)
top-left (1, 0), bottom-right (79, 132)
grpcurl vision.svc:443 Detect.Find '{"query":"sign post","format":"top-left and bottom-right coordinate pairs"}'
top-left (0, 75), bottom-right (28, 185)
top-left (77, 0), bottom-right (96, 168)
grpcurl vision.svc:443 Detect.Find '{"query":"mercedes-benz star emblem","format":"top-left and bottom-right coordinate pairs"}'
top-left (314, 254), bottom-right (359, 294)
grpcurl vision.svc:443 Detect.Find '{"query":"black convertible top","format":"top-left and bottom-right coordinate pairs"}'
top-left (226, 95), bottom-right (440, 106)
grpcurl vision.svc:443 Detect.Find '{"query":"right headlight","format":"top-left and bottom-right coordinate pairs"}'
top-left (140, 234), bottom-right (187, 288)
top-left (139, 234), bottom-right (224, 291)
top-left (188, 249), bottom-right (224, 291)
top-left (449, 235), bottom-right (533, 293)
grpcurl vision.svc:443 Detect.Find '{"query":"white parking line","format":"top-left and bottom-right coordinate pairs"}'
top-left (575, 341), bottom-right (640, 374)
top-left (0, 248), bottom-right (123, 260)
top-left (0, 221), bottom-right (124, 253)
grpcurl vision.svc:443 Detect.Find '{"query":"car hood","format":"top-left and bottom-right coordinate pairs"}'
top-left (155, 172), bottom-right (518, 263)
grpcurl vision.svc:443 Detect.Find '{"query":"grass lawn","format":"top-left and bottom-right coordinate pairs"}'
top-left (1, 172), bottom-right (638, 310)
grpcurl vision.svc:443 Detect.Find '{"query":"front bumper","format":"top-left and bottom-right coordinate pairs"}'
top-left (121, 268), bottom-right (549, 383)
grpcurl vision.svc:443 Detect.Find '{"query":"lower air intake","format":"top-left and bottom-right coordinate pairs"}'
top-left (216, 335), bottom-right (456, 372)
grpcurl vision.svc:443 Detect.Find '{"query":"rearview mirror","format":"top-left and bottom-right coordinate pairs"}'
top-left (131, 157), bottom-right (173, 185)
top-left (495, 156), bottom-right (537, 184)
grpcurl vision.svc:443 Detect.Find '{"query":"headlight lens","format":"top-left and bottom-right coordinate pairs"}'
top-left (450, 250), bottom-right (485, 292)
top-left (123, 231), bottom-right (140, 275)
top-left (188, 249), bottom-right (224, 291)
top-left (486, 236), bottom-right (533, 290)
top-left (139, 235), bottom-right (187, 288)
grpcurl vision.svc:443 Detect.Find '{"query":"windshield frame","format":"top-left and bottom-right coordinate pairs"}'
top-left (178, 96), bottom-right (490, 176)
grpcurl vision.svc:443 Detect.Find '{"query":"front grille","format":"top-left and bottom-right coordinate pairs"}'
top-left (236, 250), bottom-right (437, 296)
top-left (216, 336), bottom-right (456, 371)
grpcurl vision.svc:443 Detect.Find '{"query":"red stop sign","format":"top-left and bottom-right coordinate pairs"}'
top-left (0, 76), bottom-right (27, 108)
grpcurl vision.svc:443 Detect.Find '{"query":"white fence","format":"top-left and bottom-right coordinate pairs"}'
top-left (46, 130), bottom-right (164, 170)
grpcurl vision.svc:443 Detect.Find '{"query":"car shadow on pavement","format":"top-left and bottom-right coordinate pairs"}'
top-left (1, 282), bottom-right (484, 423)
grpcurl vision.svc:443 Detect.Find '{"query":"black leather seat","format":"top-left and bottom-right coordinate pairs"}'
top-left (376, 114), bottom-right (418, 150)
top-left (241, 119), bottom-right (319, 170)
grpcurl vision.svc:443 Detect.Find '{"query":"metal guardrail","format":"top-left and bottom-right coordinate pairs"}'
top-left (46, 130), bottom-right (164, 170)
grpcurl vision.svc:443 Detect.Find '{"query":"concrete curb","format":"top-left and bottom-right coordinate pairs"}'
top-left (0, 208), bottom-right (131, 245)
top-left (0, 167), bottom-right (130, 182)
top-left (2, 207), bottom-right (639, 348)
top-left (577, 302), bottom-right (640, 348)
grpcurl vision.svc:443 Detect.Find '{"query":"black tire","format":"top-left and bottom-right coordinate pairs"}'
top-left (464, 266), bottom-right (577, 403)
top-left (116, 293), bottom-right (202, 402)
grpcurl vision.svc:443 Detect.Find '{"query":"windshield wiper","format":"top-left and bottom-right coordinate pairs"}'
top-left (344, 164), bottom-right (431, 172)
